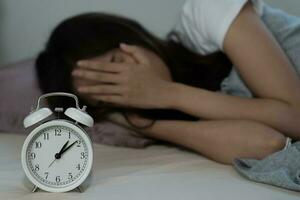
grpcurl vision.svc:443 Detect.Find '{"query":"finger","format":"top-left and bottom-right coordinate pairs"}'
top-left (119, 43), bottom-right (149, 64)
top-left (72, 70), bottom-right (123, 84)
top-left (78, 85), bottom-right (123, 95)
top-left (91, 95), bottom-right (124, 105)
top-left (77, 61), bottom-right (124, 73)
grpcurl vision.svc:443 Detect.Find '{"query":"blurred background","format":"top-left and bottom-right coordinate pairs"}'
top-left (0, 0), bottom-right (300, 66)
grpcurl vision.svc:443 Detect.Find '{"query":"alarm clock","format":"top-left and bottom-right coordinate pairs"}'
top-left (21, 92), bottom-right (94, 193)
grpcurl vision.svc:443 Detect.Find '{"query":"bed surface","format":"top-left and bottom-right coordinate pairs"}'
top-left (0, 133), bottom-right (298, 200)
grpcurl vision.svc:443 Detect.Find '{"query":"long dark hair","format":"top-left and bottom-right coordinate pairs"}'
top-left (36, 13), bottom-right (232, 124)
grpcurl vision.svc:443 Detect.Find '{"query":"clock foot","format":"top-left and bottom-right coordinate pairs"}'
top-left (31, 185), bottom-right (39, 193)
top-left (76, 186), bottom-right (84, 193)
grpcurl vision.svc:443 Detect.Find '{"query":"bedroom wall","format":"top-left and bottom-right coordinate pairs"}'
top-left (0, 0), bottom-right (299, 66)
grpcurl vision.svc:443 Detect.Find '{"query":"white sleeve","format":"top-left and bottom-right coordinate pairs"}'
top-left (174, 0), bottom-right (263, 54)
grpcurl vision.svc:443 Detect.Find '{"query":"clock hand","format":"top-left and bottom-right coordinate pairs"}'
top-left (48, 140), bottom-right (78, 168)
top-left (48, 159), bottom-right (56, 168)
top-left (59, 140), bottom-right (78, 156)
top-left (58, 140), bottom-right (69, 155)
top-left (54, 140), bottom-right (70, 159)
top-left (48, 140), bottom-right (69, 168)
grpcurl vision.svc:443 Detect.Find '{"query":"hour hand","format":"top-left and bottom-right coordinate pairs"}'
top-left (49, 140), bottom-right (72, 167)
top-left (60, 140), bottom-right (78, 156)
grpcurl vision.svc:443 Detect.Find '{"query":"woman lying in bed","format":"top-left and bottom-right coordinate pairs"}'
top-left (36, 0), bottom-right (300, 165)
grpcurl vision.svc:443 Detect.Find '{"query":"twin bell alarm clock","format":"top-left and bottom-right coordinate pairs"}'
top-left (21, 92), bottom-right (94, 193)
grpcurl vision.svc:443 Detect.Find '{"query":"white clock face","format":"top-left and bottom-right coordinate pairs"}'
top-left (21, 120), bottom-right (93, 192)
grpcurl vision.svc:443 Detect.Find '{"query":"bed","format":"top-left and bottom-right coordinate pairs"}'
top-left (0, 132), bottom-right (299, 200)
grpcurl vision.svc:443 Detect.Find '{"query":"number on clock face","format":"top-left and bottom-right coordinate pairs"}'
top-left (26, 125), bottom-right (89, 188)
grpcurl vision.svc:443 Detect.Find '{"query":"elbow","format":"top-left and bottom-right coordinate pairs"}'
top-left (268, 134), bottom-right (287, 152)
top-left (259, 133), bottom-right (287, 159)
top-left (270, 100), bottom-right (300, 140)
top-left (286, 95), bottom-right (300, 115)
top-left (284, 103), bottom-right (300, 139)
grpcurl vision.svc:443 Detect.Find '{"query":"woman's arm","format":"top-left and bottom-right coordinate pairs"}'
top-left (108, 113), bottom-right (286, 165)
top-left (74, 3), bottom-right (300, 139)
top-left (223, 2), bottom-right (300, 108)
top-left (159, 3), bottom-right (300, 139)
top-left (166, 82), bottom-right (300, 139)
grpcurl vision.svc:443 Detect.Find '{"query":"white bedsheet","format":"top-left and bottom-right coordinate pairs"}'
top-left (0, 133), bottom-right (298, 200)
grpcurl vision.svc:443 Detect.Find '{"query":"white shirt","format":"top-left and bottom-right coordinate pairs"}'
top-left (172, 0), bottom-right (264, 55)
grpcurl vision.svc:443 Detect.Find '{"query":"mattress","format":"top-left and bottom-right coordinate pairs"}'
top-left (0, 133), bottom-right (298, 200)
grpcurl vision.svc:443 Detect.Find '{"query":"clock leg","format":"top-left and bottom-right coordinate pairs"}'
top-left (31, 185), bottom-right (39, 193)
top-left (76, 186), bottom-right (83, 193)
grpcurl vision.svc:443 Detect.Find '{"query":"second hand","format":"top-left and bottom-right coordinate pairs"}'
top-left (48, 140), bottom-right (78, 168)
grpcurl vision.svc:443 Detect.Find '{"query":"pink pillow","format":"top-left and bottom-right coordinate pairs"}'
top-left (0, 59), bottom-right (42, 133)
top-left (0, 59), bottom-right (155, 148)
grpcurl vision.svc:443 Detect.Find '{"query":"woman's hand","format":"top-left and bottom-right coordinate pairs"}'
top-left (72, 44), bottom-right (174, 109)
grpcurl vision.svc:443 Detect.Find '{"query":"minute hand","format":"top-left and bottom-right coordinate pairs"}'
top-left (59, 140), bottom-right (78, 156)
top-left (58, 141), bottom-right (69, 155)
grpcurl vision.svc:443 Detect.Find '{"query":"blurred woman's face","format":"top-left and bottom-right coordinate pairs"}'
top-left (72, 48), bottom-right (136, 106)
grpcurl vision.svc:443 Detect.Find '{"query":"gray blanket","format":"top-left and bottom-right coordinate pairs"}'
top-left (234, 140), bottom-right (300, 191)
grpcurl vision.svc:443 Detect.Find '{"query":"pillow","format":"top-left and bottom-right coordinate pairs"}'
top-left (0, 59), bottom-right (42, 133)
top-left (0, 59), bottom-right (155, 148)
